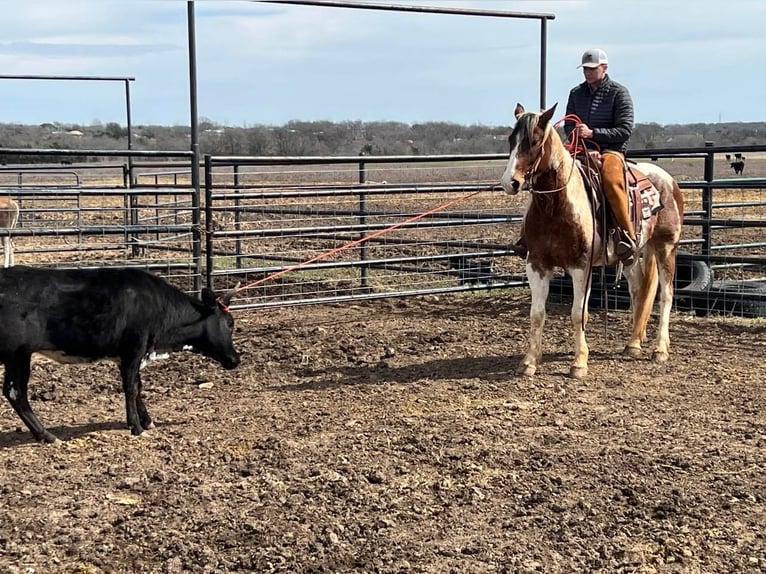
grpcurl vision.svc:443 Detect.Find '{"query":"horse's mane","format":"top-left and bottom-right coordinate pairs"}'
top-left (509, 112), bottom-right (537, 150)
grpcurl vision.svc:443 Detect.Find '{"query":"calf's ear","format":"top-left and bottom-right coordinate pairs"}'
top-left (201, 287), bottom-right (218, 308)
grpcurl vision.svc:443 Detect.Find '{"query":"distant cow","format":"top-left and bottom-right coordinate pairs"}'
top-left (727, 153), bottom-right (745, 175)
top-left (0, 196), bottom-right (19, 268)
top-left (0, 266), bottom-right (241, 443)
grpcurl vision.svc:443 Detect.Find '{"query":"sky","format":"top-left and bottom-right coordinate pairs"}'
top-left (0, 0), bottom-right (763, 128)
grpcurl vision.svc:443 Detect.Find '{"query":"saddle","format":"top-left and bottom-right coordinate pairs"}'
top-left (577, 155), bottom-right (663, 249)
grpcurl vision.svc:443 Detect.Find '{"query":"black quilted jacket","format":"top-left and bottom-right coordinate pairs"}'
top-left (564, 74), bottom-right (634, 153)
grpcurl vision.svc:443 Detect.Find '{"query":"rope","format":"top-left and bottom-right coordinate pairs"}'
top-left (226, 113), bottom-right (600, 298)
top-left (526, 114), bottom-right (587, 195)
top-left (230, 186), bottom-right (495, 295)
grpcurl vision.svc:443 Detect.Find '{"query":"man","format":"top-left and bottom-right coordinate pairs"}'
top-left (565, 47), bottom-right (636, 262)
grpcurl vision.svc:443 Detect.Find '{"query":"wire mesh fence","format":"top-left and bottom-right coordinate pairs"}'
top-left (204, 154), bottom-right (528, 309)
top-left (1, 146), bottom-right (765, 318)
top-left (0, 150), bottom-right (201, 293)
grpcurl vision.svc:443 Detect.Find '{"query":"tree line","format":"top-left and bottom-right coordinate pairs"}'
top-left (1, 118), bottom-right (764, 163)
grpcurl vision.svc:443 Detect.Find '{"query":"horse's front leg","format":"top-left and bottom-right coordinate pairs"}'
top-left (568, 267), bottom-right (591, 379)
top-left (517, 265), bottom-right (551, 377)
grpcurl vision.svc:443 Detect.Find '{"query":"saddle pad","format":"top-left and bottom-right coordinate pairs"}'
top-left (628, 166), bottom-right (662, 220)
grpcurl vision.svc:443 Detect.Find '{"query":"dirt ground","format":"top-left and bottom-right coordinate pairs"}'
top-left (1, 291), bottom-right (765, 574)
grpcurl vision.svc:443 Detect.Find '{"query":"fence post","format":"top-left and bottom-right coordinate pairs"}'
top-left (702, 141), bottom-right (715, 261)
top-left (204, 154), bottom-right (214, 289)
top-left (358, 157), bottom-right (369, 288)
top-left (234, 164), bottom-right (242, 270)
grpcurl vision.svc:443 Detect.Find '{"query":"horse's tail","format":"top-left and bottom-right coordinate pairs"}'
top-left (642, 248), bottom-right (659, 295)
top-left (672, 180), bottom-right (685, 219)
top-left (633, 246), bottom-right (660, 342)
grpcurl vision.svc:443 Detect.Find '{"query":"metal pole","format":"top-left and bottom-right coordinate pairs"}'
top-left (702, 141), bottom-right (715, 262)
top-left (125, 78), bottom-right (139, 256)
top-left (124, 79), bottom-right (133, 186)
top-left (205, 155), bottom-right (214, 290)
top-left (188, 0), bottom-right (202, 293)
top-left (358, 158), bottom-right (369, 288)
top-left (540, 18), bottom-right (548, 109)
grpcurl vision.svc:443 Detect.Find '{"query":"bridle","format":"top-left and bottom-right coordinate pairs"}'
top-left (520, 113), bottom-right (590, 195)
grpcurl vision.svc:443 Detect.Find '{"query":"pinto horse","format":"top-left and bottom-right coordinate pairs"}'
top-left (500, 103), bottom-right (684, 378)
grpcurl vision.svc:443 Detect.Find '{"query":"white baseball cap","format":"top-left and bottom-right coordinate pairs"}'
top-left (578, 48), bottom-right (608, 68)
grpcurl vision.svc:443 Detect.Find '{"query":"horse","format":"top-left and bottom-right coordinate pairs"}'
top-left (0, 196), bottom-right (19, 268)
top-left (500, 103), bottom-right (684, 378)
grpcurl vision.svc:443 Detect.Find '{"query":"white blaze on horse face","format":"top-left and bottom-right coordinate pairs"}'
top-left (501, 144), bottom-right (521, 195)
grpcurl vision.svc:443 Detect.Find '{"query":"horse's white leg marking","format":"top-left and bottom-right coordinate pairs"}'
top-left (653, 246), bottom-right (676, 362)
top-left (2, 236), bottom-right (11, 268)
top-left (518, 265), bottom-right (550, 377)
top-left (0, 197), bottom-right (19, 268)
top-left (568, 267), bottom-right (591, 378)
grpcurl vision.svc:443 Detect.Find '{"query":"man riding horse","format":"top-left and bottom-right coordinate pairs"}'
top-left (516, 47), bottom-right (637, 264)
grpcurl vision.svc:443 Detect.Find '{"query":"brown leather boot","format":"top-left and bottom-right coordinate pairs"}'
top-left (601, 152), bottom-right (637, 263)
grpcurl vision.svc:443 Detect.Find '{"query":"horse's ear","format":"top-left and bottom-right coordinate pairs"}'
top-left (539, 103), bottom-right (558, 127)
top-left (514, 103), bottom-right (525, 119)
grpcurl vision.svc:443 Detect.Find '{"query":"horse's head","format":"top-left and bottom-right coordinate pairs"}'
top-left (500, 102), bottom-right (558, 195)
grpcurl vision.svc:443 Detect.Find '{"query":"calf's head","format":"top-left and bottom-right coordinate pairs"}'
top-left (197, 288), bottom-right (241, 370)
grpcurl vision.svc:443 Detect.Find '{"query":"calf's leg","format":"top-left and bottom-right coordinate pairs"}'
top-left (2, 354), bottom-right (59, 443)
top-left (120, 356), bottom-right (147, 436)
top-left (135, 373), bottom-right (154, 430)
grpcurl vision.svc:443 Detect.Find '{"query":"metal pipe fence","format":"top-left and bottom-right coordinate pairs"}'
top-left (0, 148), bottom-right (201, 293)
top-left (204, 146), bottom-right (766, 316)
top-left (1, 144), bottom-right (764, 317)
top-left (203, 153), bottom-right (526, 309)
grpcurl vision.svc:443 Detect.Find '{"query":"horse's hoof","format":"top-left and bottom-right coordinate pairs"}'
top-left (569, 366), bottom-right (588, 379)
top-left (517, 364), bottom-right (537, 377)
top-left (652, 351), bottom-right (669, 363)
top-left (622, 346), bottom-right (642, 359)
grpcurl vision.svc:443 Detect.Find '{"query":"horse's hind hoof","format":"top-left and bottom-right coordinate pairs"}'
top-left (622, 346), bottom-right (642, 359)
top-left (652, 351), bottom-right (669, 363)
top-left (517, 364), bottom-right (537, 377)
top-left (569, 366), bottom-right (588, 379)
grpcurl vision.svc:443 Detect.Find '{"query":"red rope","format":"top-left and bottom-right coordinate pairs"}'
top-left (225, 113), bottom-right (596, 298)
top-left (231, 187), bottom-right (490, 294)
top-left (556, 113), bottom-right (601, 157)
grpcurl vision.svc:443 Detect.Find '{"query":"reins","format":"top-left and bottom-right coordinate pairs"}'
top-left (525, 114), bottom-right (594, 195)
top-left (229, 186), bottom-right (497, 296)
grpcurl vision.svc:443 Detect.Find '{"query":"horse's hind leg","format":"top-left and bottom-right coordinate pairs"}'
top-left (568, 267), bottom-right (590, 378)
top-left (624, 250), bottom-right (659, 358)
top-left (652, 243), bottom-right (678, 362)
top-left (2, 237), bottom-right (10, 268)
top-left (517, 266), bottom-right (551, 377)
